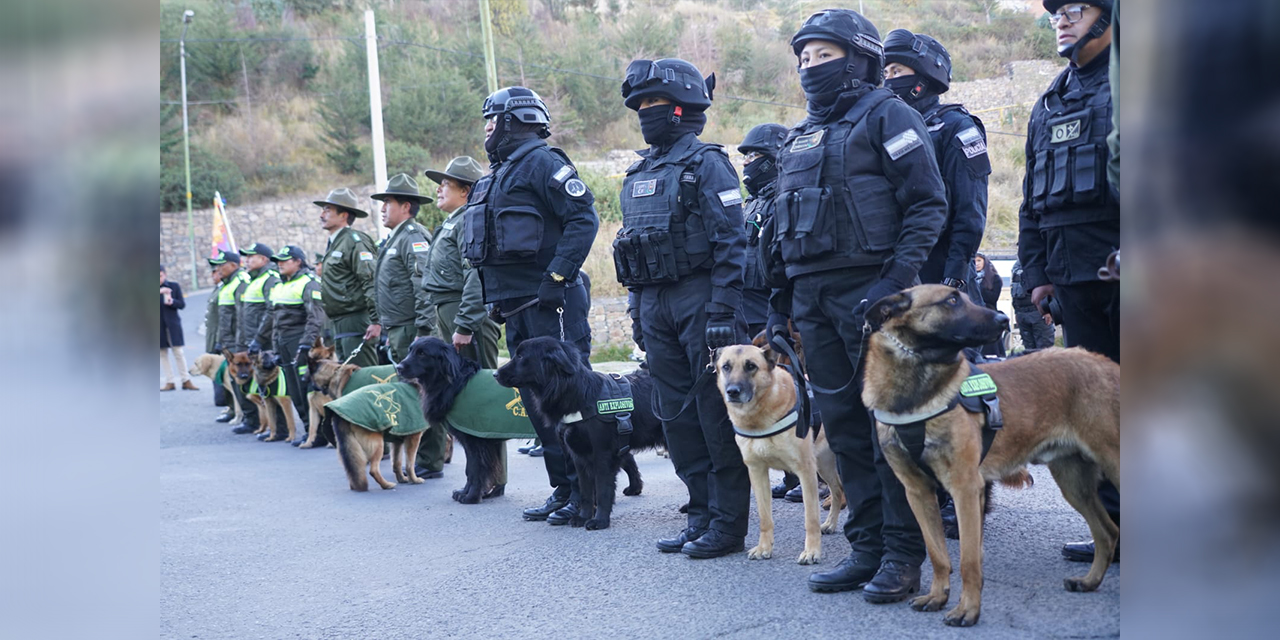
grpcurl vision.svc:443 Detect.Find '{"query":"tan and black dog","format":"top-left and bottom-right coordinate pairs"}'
top-left (862, 284), bottom-right (1119, 627)
top-left (715, 345), bottom-right (844, 565)
top-left (245, 351), bottom-right (300, 443)
top-left (189, 353), bottom-right (243, 424)
top-left (302, 340), bottom-right (356, 449)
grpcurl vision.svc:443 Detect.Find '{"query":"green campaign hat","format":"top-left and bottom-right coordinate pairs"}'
top-left (313, 187), bottom-right (369, 218)
top-left (371, 173), bottom-right (432, 204)
top-left (424, 156), bottom-right (485, 187)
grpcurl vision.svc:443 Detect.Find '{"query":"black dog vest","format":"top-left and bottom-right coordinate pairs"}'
top-left (561, 372), bottom-right (635, 456)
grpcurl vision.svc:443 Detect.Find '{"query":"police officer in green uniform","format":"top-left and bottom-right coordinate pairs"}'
top-left (421, 156), bottom-right (504, 485)
top-left (239, 242), bottom-right (288, 439)
top-left (314, 187), bottom-right (380, 368)
top-left (370, 173), bottom-right (436, 361)
top-left (209, 249), bottom-right (257, 433)
top-left (257, 246), bottom-right (327, 446)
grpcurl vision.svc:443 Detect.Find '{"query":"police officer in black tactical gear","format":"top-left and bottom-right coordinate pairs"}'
top-left (759, 9), bottom-right (946, 601)
top-left (617, 58), bottom-right (751, 559)
top-left (883, 29), bottom-right (989, 295)
top-left (1020, 0), bottom-right (1120, 564)
top-left (737, 123), bottom-right (788, 339)
top-left (1010, 259), bottom-right (1055, 350)
top-left (462, 86), bottom-right (600, 526)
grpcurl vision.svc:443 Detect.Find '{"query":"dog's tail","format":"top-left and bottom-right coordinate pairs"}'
top-left (332, 414), bottom-right (371, 491)
top-left (450, 427), bottom-right (505, 490)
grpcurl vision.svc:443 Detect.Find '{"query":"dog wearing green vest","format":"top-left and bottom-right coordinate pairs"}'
top-left (246, 351), bottom-right (299, 443)
top-left (862, 284), bottom-right (1119, 627)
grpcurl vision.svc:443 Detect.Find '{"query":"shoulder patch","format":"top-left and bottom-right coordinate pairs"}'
top-left (551, 164), bottom-right (574, 185)
top-left (883, 129), bottom-right (924, 161)
top-left (385, 247), bottom-right (398, 256)
top-left (790, 129), bottom-right (825, 152)
top-left (564, 178), bottom-right (587, 197)
top-left (679, 172), bottom-right (697, 183)
top-left (718, 189), bottom-right (744, 207)
top-left (928, 122), bottom-right (946, 133)
top-left (956, 126), bottom-right (984, 147)
top-left (311, 290), bottom-right (323, 300)
top-left (962, 140), bottom-right (988, 159)
top-left (331, 250), bottom-right (343, 259)
top-left (411, 241), bottom-right (429, 252)
top-left (359, 251), bottom-right (373, 261)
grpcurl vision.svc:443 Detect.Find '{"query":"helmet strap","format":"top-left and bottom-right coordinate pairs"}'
top-left (1060, 11), bottom-right (1112, 65)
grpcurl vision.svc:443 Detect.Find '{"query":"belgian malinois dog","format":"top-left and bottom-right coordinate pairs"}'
top-left (715, 345), bottom-right (845, 564)
top-left (862, 284), bottom-right (1119, 627)
top-left (302, 339), bottom-right (355, 449)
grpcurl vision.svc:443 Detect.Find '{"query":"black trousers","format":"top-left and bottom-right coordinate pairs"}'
top-left (1057, 280), bottom-right (1121, 522)
top-left (1015, 304), bottom-right (1057, 350)
top-left (277, 334), bottom-right (310, 433)
top-left (640, 274), bottom-right (750, 537)
top-left (234, 378), bottom-right (260, 427)
top-left (791, 268), bottom-right (925, 566)
top-left (498, 281), bottom-right (591, 503)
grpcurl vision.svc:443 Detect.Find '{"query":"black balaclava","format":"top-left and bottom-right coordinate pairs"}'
top-left (485, 119), bottom-right (544, 164)
top-left (885, 75), bottom-right (937, 107)
top-left (800, 53), bottom-right (873, 123)
top-left (741, 156), bottom-right (777, 197)
top-left (638, 104), bottom-right (706, 148)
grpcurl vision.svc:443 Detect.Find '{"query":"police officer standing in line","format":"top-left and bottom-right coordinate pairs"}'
top-left (370, 173), bottom-right (437, 362)
top-left (210, 249), bottom-right (256, 433)
top-left (461, 87), bottom-right (599, 524)
top-left (760, 9), bottom-right (946, 600)
top-left (239, 242), bottom-right (288, 439)
top-left (256, 246), bottom-right (327, 446)
top-left (1010, 259), bottom-right (1055, 350)
top-left (421, 156), bottom-right (503, 485)
top-left (205, 263), bottom-right (234, 422)
top-left (315, 188), bottom-right (380, 368)
top-left (617, 59), bottom-right (751, 559)
top-left (1019, 0), bottom-right (1120, 562)
top-left (883, 29), bottom-right (989, 295)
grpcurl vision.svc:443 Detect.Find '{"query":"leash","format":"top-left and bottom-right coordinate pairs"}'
top-left (650, 346), bottom-right (717, 423)
top-left (499, 298), bottom-right (539, 320)
top-left (768, 319), bottom-right (872, 437)
top-left (340, 341), bottom-right (365, 366)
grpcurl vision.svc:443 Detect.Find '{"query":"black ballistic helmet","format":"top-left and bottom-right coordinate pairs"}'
top-left (1043, 0), bottom-right (1113, 12)
top-left (883, 29), bottom-right (952, 94)
top-left (621, 58), bottom-right (715, 111)
top-left (481, 86), bottom-right (551, 125)
top-left (1043, 1), bottom-right (1114, 63)
top-left (790, 8), bottom-right (885, 85)
top-left (738, 123), bottom-right (788, 158)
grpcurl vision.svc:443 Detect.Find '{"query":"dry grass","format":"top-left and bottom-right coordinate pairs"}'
top-left (584, 220), bottom-right (627, 299)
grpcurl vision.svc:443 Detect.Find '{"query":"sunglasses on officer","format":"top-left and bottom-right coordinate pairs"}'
top-left (1048, 3), bottom-right (1095, 26)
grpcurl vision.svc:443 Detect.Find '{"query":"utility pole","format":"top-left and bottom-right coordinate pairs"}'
top-left (365, 8), bottom-right (389, 240)
top-left (478, 0), bottom-right (498, 93)
top-left (180, 9), bottom-right (197, 290)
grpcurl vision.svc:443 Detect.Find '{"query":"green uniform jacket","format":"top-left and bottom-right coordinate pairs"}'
top-left (421, 206), bottom-right (487, 336)
top-left (258, 267), bottom-right (326, 352)
top-left (375, 220), bottom-right (435, 334)
top-left (204, 280), bottom-right (221, 354)
top-left (319, 226), bottom-right (378, 322)
top-left (216, 269), bottom-right (251, 352)
top-left (239, 265), bottom-right (280, 349)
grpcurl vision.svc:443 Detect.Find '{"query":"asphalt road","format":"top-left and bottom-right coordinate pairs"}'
top-left (162, 291), bottom-right (1118, 639)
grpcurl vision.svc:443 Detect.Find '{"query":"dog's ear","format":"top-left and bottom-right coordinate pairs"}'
top-left (866, 292), bottom-right (912, 331)
top-left (549, 341), bottom-right (579, 375)
top-left (333, 364), bottom-right (359, 397)
top-left (759, 345), bottom-right (777, 369)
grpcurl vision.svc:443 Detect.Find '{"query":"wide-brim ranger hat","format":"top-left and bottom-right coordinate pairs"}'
top-left (238, 242), bottom-right (275, 258)
top-left (207, 249), bottom-right (240, 266)
top-left (424, 156), bottom-right (486, 187)
top-left (313, 187), bottom-right (369, 218)
top-left (270, 245), bottom-right (307, 263)
top-left (371, 173), bottom-right (432, 204)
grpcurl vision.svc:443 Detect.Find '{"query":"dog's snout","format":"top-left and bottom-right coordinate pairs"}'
top-left (994, 312), bottom-right (1010, 329)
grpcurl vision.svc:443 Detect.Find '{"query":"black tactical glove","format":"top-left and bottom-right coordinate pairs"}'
top-left (295, 344), bottom-right (309, 365)
top-left (212, 342), bottom-right (223, 353)
top-left (537, 277), bottom-right (567, 310)
top-left (247, 340), bottom-right (261, 355)
top-left (705, 313), bottom-right (736, 350)
top-left (854, 278), bottom-right (903, 321)
top-left (488, 304), bottom-right (506, 325)
top-left (630, 314), bottom-right (645, 351)
top-left (767, 312), bottom-right (790, 345)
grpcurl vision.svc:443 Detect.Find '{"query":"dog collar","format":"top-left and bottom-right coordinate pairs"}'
top-left (881, 331), bottom-right (919, 358)
top-left (561, 411), bottom-right (584, 424)
top-left (733, 410), bottom-right (799, 439)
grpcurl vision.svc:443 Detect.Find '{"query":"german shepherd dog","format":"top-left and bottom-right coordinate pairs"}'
top-left (189, 353), bottom-right (243, 424)
top-left (395, 337), bottom-right (504, 504)
top-left (225, 351), bottom-right (261, 431)
top-left (301, 339), bottom-right (353, 449)
top-left (495, 337), bottom-right (662, 530)
top-left (246, 351), bottom-right (299, 443)
top-left (862, 284), bottom-right (1119, 627)
top-left (715, 345), bottom-right (844, 564)
top-left (332, 406), bottom-right (427, 491)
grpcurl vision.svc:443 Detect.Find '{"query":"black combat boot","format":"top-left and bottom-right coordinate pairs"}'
top-left (863, 560), bottom-right (922, 604)
top-left (657, 527), bottom-right (705, 553)
top-left (808, 554), bottom-right (880, 592)
top-left (680, 530), bottom-right (745, 559)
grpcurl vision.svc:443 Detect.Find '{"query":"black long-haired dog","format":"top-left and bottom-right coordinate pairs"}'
top-left (395, 337), bottom-right (505, 504)
top-left (495, 337), bottom-right (665, 530)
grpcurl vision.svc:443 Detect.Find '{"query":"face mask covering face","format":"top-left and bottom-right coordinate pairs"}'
top-left (798, 58), bottom-right (851, 105)
top-left (742, 157), bottom-right (776, 196)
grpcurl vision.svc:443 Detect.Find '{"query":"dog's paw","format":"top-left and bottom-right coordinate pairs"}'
top-left (409, 475), bottom-right (425, 484)
top-left (584, 517), bottom-right (610, 531)
top-left (911, 591), bottom-right (949, 612)
top-left (1063, 576), bottom-right (1098, 592)
top-left (796, 548), bottom-right (821, 565)
top-left (451, 489), bottom-right (464, 502)
top-left (569, 515), bottom-right (587, 528)
top-left (378, 482), bottom-right (397, 490)
top-left (747, 545), bottom-right (773, 560)
top-left (457, 491), bottom-right (480, 505)
top-left (298, 442), bottom-right (314, 449)
top-left (820, 521), bottom-right (839, 535)
top-left (623, 483), bottom-right (643, 496)
top-left (943, 604), bottom-right (980, 627)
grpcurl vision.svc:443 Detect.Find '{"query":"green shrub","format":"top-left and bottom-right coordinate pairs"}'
top-left (579, 168), bottom-right (623, 222)
top-left (161, 144), bottom-right (246, 211)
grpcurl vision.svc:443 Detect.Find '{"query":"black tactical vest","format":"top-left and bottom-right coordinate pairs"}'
top-left (462, 145), bottom-right (577, 266)
top-left (774, 89), bottom-right (900, 267)
top-left (612, 142), bottom-right (719, 286)
top-left (1024, 64), bottom-right (1116, 228)
top-left (742, 192), bottom-right (773, 292)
